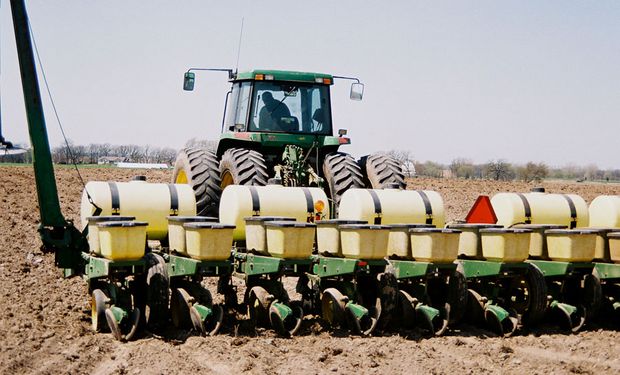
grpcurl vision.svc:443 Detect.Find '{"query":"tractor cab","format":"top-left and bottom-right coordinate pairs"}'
top-left (226, 71), bottom-right (335, 136)
top-left (176, 68), bottom-right (404, 218)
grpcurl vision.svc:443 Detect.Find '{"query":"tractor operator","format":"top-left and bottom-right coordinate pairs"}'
top-left (258, 91), bottom-right (292, 131)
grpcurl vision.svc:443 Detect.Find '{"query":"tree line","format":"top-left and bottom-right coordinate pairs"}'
top-left (386, 151), bottom-right (620, 183)
top-left (2, 142), bottom-right (618, 183)
top-left (0, 141), bottom-right (178, 165)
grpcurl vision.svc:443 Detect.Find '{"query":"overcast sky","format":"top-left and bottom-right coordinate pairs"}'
top-left (1, 1), bottom-right (619, 168)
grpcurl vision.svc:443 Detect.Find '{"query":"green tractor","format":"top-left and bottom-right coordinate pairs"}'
top-left (173, 69), bottom-right (405, 216)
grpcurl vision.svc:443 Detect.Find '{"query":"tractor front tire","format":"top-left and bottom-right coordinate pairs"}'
top-left (219, 148), bottom-right (269, 188)
top-left (359, 153), bottom-right (406, 189)
top-left (172, 147), bottom-right (221, 217)
top-left (322, 152), bottom-right (365, 210)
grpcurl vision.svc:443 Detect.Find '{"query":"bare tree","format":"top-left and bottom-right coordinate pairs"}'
top-left (450, 158), bottom-right (475, 179)
top-left (518, 162), bottom-right (548, 182)
top-left (485, 159), bottom-right (514, 181)
top-left (185, 138), bottom-right (217, 151)
top-left (385, 149), bottom-right (416, 177)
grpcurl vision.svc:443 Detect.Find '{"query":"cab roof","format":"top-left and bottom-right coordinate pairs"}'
top-left (234, 69), bottom-right (333, 84)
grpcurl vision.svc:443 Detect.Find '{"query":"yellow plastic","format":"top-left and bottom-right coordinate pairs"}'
top-left (545, 229), bottom-right (597, 262)
top-left (387, 224), bottom-right (435, 259)
top-left (81, 180), bottom-right (196, 241)
top-left (588, 228), bottom-right (620, 262)
top-left (338, 188), bottom-right (445, 227)
top-left (512, 224), bottom-right (566, 259)
top-left (86, 216), bottom-right (135, 255)
top-left (219, 185), bottom-right (329, 241)
top-left (167, 216), bottom-right (218, 253)
top-left (446, 224), bottom-right (503, 259)
top-left (97, 221), bottom-right (147, 261)
top-left (184, 223), bottom-right (235, 261)
top-left (245, 217), bottom-right (296, 254)
top-left (491, 191), bottom-right (588, 228)
top-left (340, 225), bottom-right (390, 260)
top-left (589, 195), bottom-right (620, 228)
top-left (316, 220), bottom-right (367, 256)
top-left (608, 233), bottom-right (620, 263)
top-left (265, 222), bottom-right (316, 259)
top-left (480, 228), bottom-right (532, 263)
top-left (410, 229), bottom-right (460, 263)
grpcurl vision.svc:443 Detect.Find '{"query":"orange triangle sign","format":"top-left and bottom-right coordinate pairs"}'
top-left (465, 195), bottom-right (497, 224)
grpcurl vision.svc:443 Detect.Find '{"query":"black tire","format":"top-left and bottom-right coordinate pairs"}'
top-left (219, 148), bottom-right (269, 188)
top-left (322, 152), bottom-right (364, 209)
top-left (359, 153), bottom-right (406, 189)
top-left (172, 147), bottom-right (221, 217)
top-left (522, 262), bottom-right (548, 326)
top-left (144, 253), bottom-right (170, 330)
top-left (583, 270), bottom-right (603, 319)
top-left (448, 265), bottom-right (469, 324)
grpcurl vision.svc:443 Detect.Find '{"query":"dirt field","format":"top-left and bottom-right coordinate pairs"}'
top-left (1, 165), bottom-right (619, 374)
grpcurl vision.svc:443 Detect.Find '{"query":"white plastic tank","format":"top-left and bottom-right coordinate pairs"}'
top-left (589, 195), bottom-right (620, 228)
top-left (80, 179), bottom-right (196, 241)
top-left (338, 188), bottom-right (445, 227)
top-left (491, 189), bottom-right (588, 228)
top-left (219, 185), bottom-right (329, 241)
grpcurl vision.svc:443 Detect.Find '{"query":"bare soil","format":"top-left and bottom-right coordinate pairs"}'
top-left (1, 166), bottom-right (619, 374)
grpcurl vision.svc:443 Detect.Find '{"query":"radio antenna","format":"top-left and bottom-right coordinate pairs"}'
top-left (235, 17), bottom-right (244, 74)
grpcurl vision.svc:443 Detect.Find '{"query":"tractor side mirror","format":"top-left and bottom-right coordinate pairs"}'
top-left (350, 82), bottom-right (364, 101)
top-left (338, 129), bottom-right (348, 137)
top-left (183, 72), bottom-right (195, 91)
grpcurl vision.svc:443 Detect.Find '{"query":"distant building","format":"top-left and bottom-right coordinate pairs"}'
top-left (98, 156), bottom-right (127, 164)
top-left (117, 162), bottom-right (169, 169)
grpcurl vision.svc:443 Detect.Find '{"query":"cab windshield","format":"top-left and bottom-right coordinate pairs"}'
top-left (248, 82), bottom-right (332, 135)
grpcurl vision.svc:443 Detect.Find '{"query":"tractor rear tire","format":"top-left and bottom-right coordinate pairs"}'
top-left (219, 148), bottom-right (269, 188)
top-left (359, 153), bottom-right (406, 189)
top-left (322, 152), bottom-right (364, 209)
top-left (172, 147), bottom-right (221, 217)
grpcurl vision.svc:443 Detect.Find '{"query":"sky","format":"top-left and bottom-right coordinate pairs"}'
top-left (1, 1), bottom-right (619, 169)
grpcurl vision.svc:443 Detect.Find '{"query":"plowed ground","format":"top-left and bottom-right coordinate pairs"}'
top-left (1, 165), bottom-right (619, 374)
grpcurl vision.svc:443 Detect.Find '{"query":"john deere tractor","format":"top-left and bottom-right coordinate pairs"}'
top-left (173, 69), bottom-right (405, 216)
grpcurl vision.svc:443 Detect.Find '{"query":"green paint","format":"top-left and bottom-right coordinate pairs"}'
top-left (594, 262), bottom-right (620, 280)
top-left (193, 304), bottom-right (213, 322)
top-left (550, 300), bottom-right (578, 316)
top-left (415, 304), bottom-right (440, 321)
top-left (485, 304), bottom-right (510, 322)
top-left (234, 253), bottom-right (312, 276)
top-left (271, 302), bottom-right (293, 321)
top-left (109, 305), bottom-right (128, 323)
top-left (85, 255), bottom-right (144, 279)
top-left (527, 260), bottom-right (594, 277)
top-left (345, 302), bottom-right (368, 320)
top-left (167, 254), bottom-right (231, 278)
top-left (10, 0), bottom-right (88, 272)
top-left (312, 256), bottom-right (387, 278)
top-left (235, 70), bottom-right (333, 84)
top-left (459, 260), bottom-right (504, 278)
top-left (390, 260), bottom-right (455, 279)
top-left (219, 131), bottom-right (344, 149)
top-left (459, 260), bottom-right (529, 278)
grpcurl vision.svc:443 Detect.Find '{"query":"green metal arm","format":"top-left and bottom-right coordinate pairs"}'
top-left (10, 0), bottom-right (87, 270)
